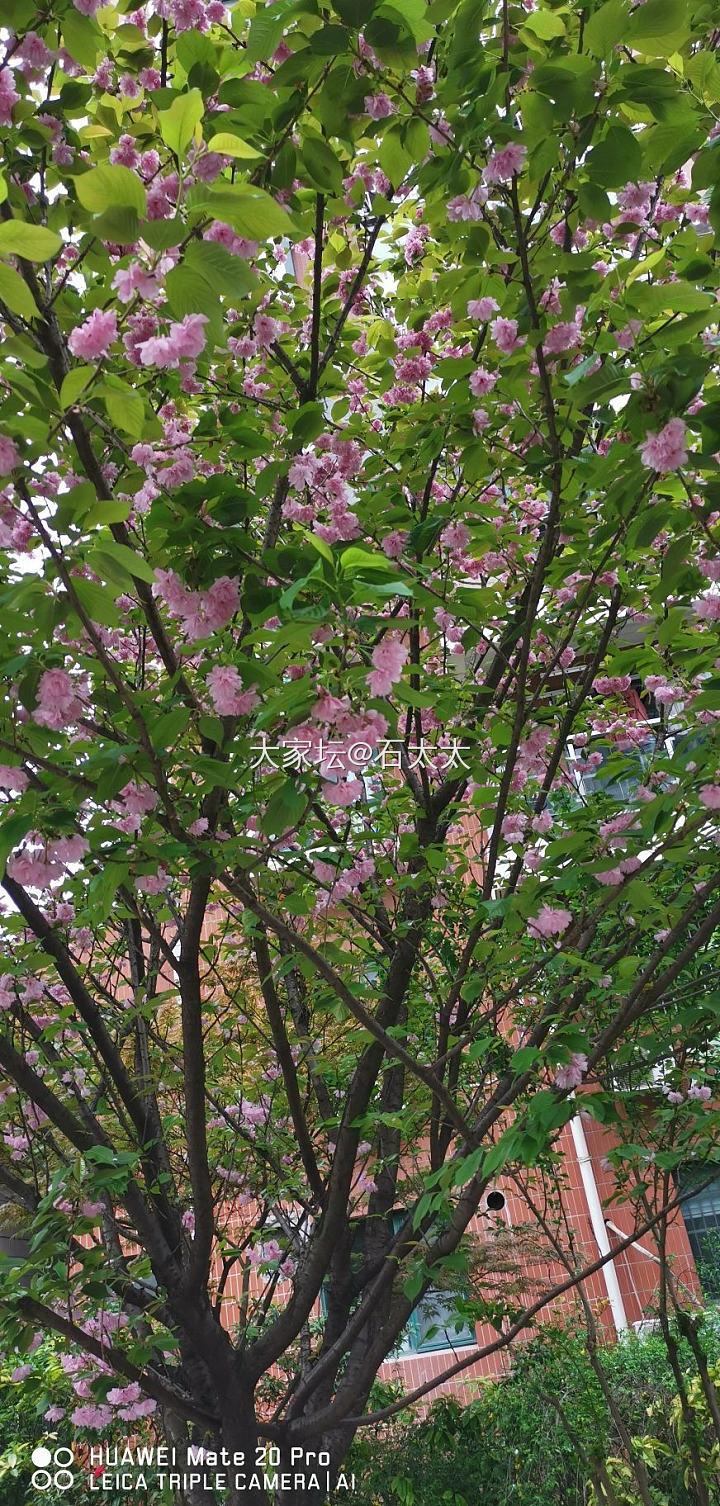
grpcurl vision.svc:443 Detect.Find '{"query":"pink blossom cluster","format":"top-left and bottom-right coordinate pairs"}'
top-left (153, 569), bottom-right (240, 640)
top-left (7, 831), bottom-right (89, 889)
top-left (367, 636), bottom-right (407, 696)
top-left (528, 904), bottom-right (573, 939)
top-left (0, 436), bottom-right (20, 475)
top-left (32, 667), bottom-right (86, 730)
top-left (207, 665), bottom-right (259, 717)
top-left (68, 308), bottom-right (118, 361)
top-left (284, 432), bottom-right (363, 544)
top-left (313, 853), bottom-right (375, 911)
top-left (281, 694), bottom-right (389, 806)
top-left (639, 417), bottom-right (688, 472)
top-left (137, 313), bottom-right (208, 369)
top-left (484, 141), bottom-right (527, 184)
top-left (553, 1052), bottom-right (588, 1091)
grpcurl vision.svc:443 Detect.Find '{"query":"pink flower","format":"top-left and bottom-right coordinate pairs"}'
top-left (10, 1365), bottom-right (32, 1383)
top-left (172, 313), bottom-right (208, 360)
top-left (553, 1052), bottom-right (588, 1091)
top-left (693, 593), bottom-right (720, 622)
top-left (0, 765), bottom-right (29, 793)
top-left (81, 1200), bottom-right (104, 1220)
top-left (73, 0), bottom-right (102, 13)
top-left (33, 668), bottom-right (84, 730)
top-left (207, 665), bottom-right (259, 717)
top-left (699, 784), bottom-right (720, 809)
top-left (253, 312), bottom-right (280, 348)
top-left (112, 262), bottom-right (158, 303)
top-left (687, 1083), bottom-right (712, 1102)
top-left (469, 366), bottom-right (497, 397)
top-left (639, 417), bottom-right (688, 473)
top-left (71, 1404), bottom-right (113, 1428)
top-left (364, 94), bottom-right (395, 120)
top-left (367, 636), bottom-right (408, 696)
top-left (68, 308), bottom-right (117, 361)
top-left (0, 69), bottom-right (20, 126)
top-left (484, 141), bottom-right (526, 184)
top-left (544, 319), bottom-right (582, 355)
top-left (528, 904), bottom-right (573, 939)
top-left (138, 315), bottom-right (208, 368)
top-left (441, 522), bottom-right (470, 550)
top-left (0, 436), bottom-right (20, 474)
top-left (447, 187), bottom-right (487, 221)
top-left (467, 297), bottom-right (498, 320)
top-left (490, 316), bottom-right (524, 355)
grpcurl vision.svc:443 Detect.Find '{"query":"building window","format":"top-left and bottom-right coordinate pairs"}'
top-left (392, 1283), bottom-right (476, 1355)
top-left (390, 1212), bottom-right (475, 1356)
top-left (678, 1167), bottom-right (720, 1299)
top-left (320, 1214), bottom-right (476, 1357)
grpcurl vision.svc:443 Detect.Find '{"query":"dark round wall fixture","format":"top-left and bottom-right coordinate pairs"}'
top-left (486, 1190), bottom-right (506, 1211)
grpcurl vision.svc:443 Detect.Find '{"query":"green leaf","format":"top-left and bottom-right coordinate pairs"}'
top-left (332, 0), bottom-right (377, 24)
top-left (261, 781), bottom-right (308, 837)
top-left (207, 132), bottom-right (263, 160)
top-left (245, 5), bottom-right (289, 62)
top-left (164, 263), bottom-right (224, 345)
top-left (586, 126), bottom-right (642, 189)
top-left (101, 386), bottom-right (145, 438)
top-left (61, 10), bottom-right (104, 67)
top-left (88, 542), bottom-right (156, 586)
top-left (193, 185), bottom-right (294, 240)
top-left (71, 575), bottom-right (121, 628)
top-left (0, 811), bottom-right (34, 875)
top-left (158, 89), bottom-right (205, 157)
top-left (583, 0), bottom-right (628, 56)
top-left (75, 164), bottom-right (147, 217)
top-left (175, 32), bottom-right (217, 73)
top-left (0, 221), bottom-right (62, 262)
top-left (60, 366), bottom-right (95, 409)
top-left (0, 263), bottom-right (38, 320)
top-left (379, 124), bottom-right (413, 187)
top-left (291, 404), bottom-right (326, 446)
top-left (627, 0), bottom-right (687, 41)
top-left (92, 206), bottom-right (140, 247)
top-left (578, 181), bottom-right (612, 222)
top-left (301, 137), bottom-right (344, 194)
top-left (692, 145), bottom-right (720, 192)
top-left (521, 9), bottom-right (566, 39)
top-left (340, 546), bottom-right (396, 574)
top-left (151, 707), bottom-right (191, 750)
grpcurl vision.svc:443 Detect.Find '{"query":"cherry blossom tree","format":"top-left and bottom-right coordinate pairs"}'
top-left (0, 0), bottom-right (719, 1501)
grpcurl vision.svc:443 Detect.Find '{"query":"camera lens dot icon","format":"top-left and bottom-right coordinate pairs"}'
top-left (31, 1448), bottom-right (52, 1469)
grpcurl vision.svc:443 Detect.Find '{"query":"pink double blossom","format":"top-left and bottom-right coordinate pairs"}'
top-left (207, 665), bottom-right (259, 716)
top-left (490, 316), bottom-right (524, 355)
top-left (469, 366), bottom-right (497, 398)
top-left (528, 904), bottom-right (573, 939)
top-left (639, 417), bottom-right (688, 472)
top-left (68, 308), bottom-right (117, 361)
top-left (33, 668), bottom-right (84, 730)
top-left (138, 314), bottom-right (208, 369)
top-left (367, 637), bottom-right (408, 697)
top-left (484, 141), bottom-right (526, 184)
top-left (553, 1052), bottom-right (588, 1091)
top-left (0, 436), bottom-right (20, 474)
top-left (467, 297), bottom-right (498, 320)
top-left (364, 93), bottom-right (395, 120)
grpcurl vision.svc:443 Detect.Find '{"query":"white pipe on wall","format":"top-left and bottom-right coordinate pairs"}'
top-left (570, 1112), bottom-right (629, 1335)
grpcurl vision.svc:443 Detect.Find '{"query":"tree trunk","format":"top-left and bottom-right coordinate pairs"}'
top-left (220, 1378), bottom-right (269, 1506)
